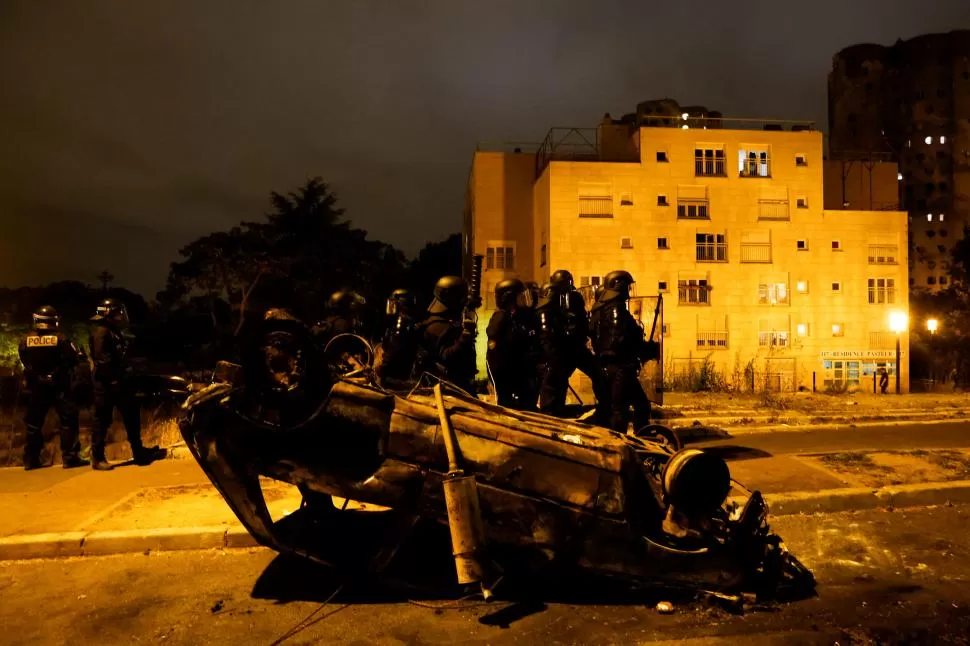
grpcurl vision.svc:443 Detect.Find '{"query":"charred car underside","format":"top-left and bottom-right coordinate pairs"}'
top-left (178, 315), bottom-right (814, 607)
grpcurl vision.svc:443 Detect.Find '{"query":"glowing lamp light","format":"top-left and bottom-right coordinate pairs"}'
top-left (796, 323), bottom-right (808, 336)
top-left (940, 136), bottom-right (946, 144)
top-left (925, 136), bottom-right (933, 145)
top-left (897, 172), bottom-right (903, 181)
top-left (889, 311), bottom-right (908, 334)
top-left (831, 323), bottom-right (842, 336)
top-left (927, 318), bottom-right (939, 334)
top-left (682, 124), bottom-right (689, 130)
top-left (682, 112), bottom-right (689, 120)
top-left (796, 280), bottom-right (808, 293)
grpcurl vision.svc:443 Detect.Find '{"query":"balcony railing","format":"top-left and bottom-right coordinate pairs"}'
top-left (758, 331), bottom-right (790, 348)
top-left (678, 283), bottom-right (711, 305)
top-left (758, 199), bottom-right (790, 221)
top-left (694, 154), bottom-right (727, 177)
top-left (696, 243), bottom-right (727, 262)
top-left (578, 196), bottom-right (614, 218)
top-left (640, 115), bottom-right (816, 132)
top-left (740, 156), bottom-right (771, 178)
top-left (868, 245), bottom-right (899, 264)
top-left (696, 331), bottom-right (728, 349)
top-left (535, 127), bottom-right (640, 178)
top-left (741, 242), bottom-right (773, 263)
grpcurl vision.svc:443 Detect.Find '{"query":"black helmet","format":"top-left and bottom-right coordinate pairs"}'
top-left (386, 288), bottom-right (417, 316)
top-left (428, 276), bottom-right (468, 315)
top-left (535, 283), bottom-right (555, 310)
top-left (523, 281), bottom-right (540, 310)
top-left (33, 305), bottom-right (60, 331)
top-left (328, 290), bottom-right (364, 313)
top-left (494, 279), bottom-right (526, 310)
top-left (549, 269), bottom-right (574, 293)
top-left (601, 270), bottom-right (635, 302)
top-left (95, 298), bottom-right (128, 323)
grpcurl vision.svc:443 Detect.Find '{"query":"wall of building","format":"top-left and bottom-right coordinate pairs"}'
top-left (823, 159), bottom-right (900, 211)
top-left (539, 127), bottom-right (910, 391)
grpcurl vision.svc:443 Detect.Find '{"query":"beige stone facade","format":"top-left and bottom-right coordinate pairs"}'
top-left (466, 122), bottom-right (910, 392)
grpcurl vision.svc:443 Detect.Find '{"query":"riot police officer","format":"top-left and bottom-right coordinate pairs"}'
top-left (376, 288), bottom-right (421, 387)
top-left (89, 298), bottom-right (163, 470)
top-left (414, 276), bottom-right (477, 395)
top-left (591, 271), bottom-right (659, 434)
top-left (538, 269), bottom-right (604, 417)
top-left (486, 279), bottom-right (537, 410)
top-left (313, 290), bottom-right (366, 346)
top-left (18, 306), bottom-right (87, 470)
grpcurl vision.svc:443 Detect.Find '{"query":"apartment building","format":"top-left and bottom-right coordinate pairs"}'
top-left (464, 104), bottom-right (910, 391)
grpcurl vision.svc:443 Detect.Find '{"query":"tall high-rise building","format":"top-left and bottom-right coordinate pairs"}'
top-left (828, 30), bottom-right (970, 291)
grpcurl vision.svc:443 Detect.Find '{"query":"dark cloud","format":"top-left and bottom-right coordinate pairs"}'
top-left (1, 0), bottom-right (967, 295)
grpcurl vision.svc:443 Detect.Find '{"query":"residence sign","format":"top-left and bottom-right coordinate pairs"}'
top-left (819, 350), bottom-right (903, 359)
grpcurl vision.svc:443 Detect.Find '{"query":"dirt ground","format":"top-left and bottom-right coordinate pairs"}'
top-left (805, 449), bottom-right (970, 489)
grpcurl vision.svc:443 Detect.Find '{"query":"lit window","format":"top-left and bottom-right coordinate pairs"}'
top-left (941, 214), bottom-right (946, 222)
top-left (925, 136), bottom-right (933, 145)
top-left (796, 280), bottom-right (808, 293)
top-left (832, 323), bottom-right (844, 337)
top-left (739, 148), bottom-right (771, 177)
top-left (927, 213), bottom-right (933, 221)
top-left (897, 172), bottom-right (903, 181)
top-left (941, 136), bottom-right (946, 144)
top-left (758, 282), bottom-right (789, 305)
top-left (796, 323), bottom-right (808, 336)
top-left (906, 139), bottom-right (912, 148)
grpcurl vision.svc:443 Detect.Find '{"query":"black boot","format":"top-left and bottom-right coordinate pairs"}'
top-left (62, 455), bottom-right (90, 469)
top-left (91, 456), bottom-right (114, 471)
top-left (23, 457), bottom-right (43, 471)
top-left (132, 445), bottom-right (165, 466)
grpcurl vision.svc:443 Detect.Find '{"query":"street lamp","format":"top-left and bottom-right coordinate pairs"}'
top-left (927, 318), bottom-right (939, 334)
top-left (889, 311), bottom-right (908, 394)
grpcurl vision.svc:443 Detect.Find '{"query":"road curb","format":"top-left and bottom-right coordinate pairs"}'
top-left (4, 481), bottom-right (970, 561)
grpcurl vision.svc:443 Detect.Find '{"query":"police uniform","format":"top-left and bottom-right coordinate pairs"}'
top-left (18, 306), bottom-right (86, 469)
top-left (486, 279), bottom-right (537, 410)
top-left (537, 270), bottom-right (605, 417)
top-left (89, 299), bottom-right (162, 470)
top-left (376, 288), bottom-right (421, 387)
top-left (414, 276), bottom-right (477, 395)
top-left (591, 271), bottom-right (659, 433)
top-left (313, 290), bottom-right (365, 347)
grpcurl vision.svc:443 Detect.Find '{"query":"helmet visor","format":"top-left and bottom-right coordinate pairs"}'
top-left (515, 289), bottom-right (535, 310)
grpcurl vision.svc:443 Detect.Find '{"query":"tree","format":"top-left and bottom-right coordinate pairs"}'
top-left (406, 233), bottom-right (462, 309)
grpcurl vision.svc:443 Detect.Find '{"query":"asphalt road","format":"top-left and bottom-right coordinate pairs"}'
top-left (2, 505), bottom-right (970, 645)
top-left (697, 420), bottom-right (970, 456)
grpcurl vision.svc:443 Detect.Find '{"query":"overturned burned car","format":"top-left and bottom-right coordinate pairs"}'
top-left (178, 313), bottom-right (813, 605)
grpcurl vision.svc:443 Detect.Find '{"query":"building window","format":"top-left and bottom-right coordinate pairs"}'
top-left (539, 243), bottom-right (547, 267)
top-left (796, 280), bottom-right (808, 293)
top-left (662, 323), bottom-right (671, 336)
top-left (832, 281), bottom-right (842, 293)
top-left (941, 276), bottom-right (949, 285)
top-left (797, 239), bottom-right (808, 250)
top-left (620, 193), bottom-right (633, 206)
top-left (620, 237), bottom-right (634, 249)
top-left (485, 244), bottom-right (515, 270)
top-left (940, 229), bottom-right (949, 238)
top-left (657, 237), bottom-right (669, 249)
top-left (941, 213), bottom-right (946, 222)
top-left (758, 282), bottom-right (789, 305)
top-left (927, 276), bottom-right (937, 285)
top-left (868, 244), bottom-right (898, 265)
top-left (867, 278), bottom-right (896, 304)
top-left (758, 331), bottom-right (789, 348)
top-left (658, 280), bottom-right (669, 292)
top-left (696, 331), bottom-right (728, 349)
top-left (678, 279), bottom-right (711, 305)
top-left (796, 323), bottom-right (809, 337)
top-left (656, 151), bottom-right (669, 162)
top-left (658, 194), bottom-right (669, 206)
top-left (578, 195), bottom-right (613, 218)
top-left (926, 213), bottom-right (933, 222)
top-left (738, 148), bottom-right (770, 177)
top-left (796, 196), bottom-right (808, 209)
top-left (795, 153), bottom-right (808, 167)
top-left (696, 233), bottom-right (727, 262)
top-left (677, 200), bottom-right (709, 219)
top-left (832, 240), bottom-right (842, 251)
top-left (694, 146), bottom-right (726, 177)
top-left (832, 323), bottom-right (845, 337)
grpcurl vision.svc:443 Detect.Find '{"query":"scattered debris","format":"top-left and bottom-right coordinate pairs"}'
top-left (210, 600), bottom-right (225, 614)
top-left (656, 601), bottom-right (674, 614)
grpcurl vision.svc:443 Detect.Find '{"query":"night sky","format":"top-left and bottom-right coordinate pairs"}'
top-left (1, 1), bottom-right (967, 297)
